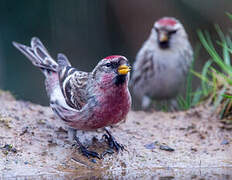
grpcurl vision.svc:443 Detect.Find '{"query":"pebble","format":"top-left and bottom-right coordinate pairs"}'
top-left (159, 145), bottom-right (175, 152)
top-left (90, 159), bottom-right (97, 163)
top-left (221, 139), bottom-right (229, 145)
top-left (144, 142), bottom-right (157, 150)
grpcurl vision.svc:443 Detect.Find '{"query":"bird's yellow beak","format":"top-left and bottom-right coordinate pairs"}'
top-left (159, 31), bottom-right (169, 42)
top-left (118, 65), bottom-right (131, 75)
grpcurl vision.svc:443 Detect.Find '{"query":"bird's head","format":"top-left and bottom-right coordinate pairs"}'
top-left (92, 55), bottom-right (131, 87)
top-left (152, 17), bottom-right (187, 49)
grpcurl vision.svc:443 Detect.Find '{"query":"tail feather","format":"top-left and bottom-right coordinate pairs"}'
top-left (57, 53), bottom-right (71, 68)
top-left (12, 37), bottom-right (58, 76)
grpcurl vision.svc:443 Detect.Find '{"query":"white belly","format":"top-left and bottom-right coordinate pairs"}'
top-left (148, 63), bottom-right (185, 99)
top-left (133, 52), bottom-right (189, 100)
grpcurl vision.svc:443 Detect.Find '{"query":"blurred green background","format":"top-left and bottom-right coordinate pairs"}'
top-left (0, 0), bottom-right (231, 105)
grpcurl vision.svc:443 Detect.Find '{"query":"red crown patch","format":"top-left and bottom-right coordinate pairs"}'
top-left (157, 18), bottom-right (177, 27)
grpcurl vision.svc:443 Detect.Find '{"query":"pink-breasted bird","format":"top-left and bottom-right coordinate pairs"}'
top-left (13, 37), bottom-right (131, 158)
top-left (131, 17), bottom-right (193, 110)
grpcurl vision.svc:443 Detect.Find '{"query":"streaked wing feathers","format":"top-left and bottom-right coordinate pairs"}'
top-left (131, 50), bottom-right (154, 86)
top-left (59, 66), bottom-right (89, 110)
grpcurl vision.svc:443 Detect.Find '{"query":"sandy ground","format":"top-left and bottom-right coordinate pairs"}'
top-left (0, 91), bottom-right (232, 179)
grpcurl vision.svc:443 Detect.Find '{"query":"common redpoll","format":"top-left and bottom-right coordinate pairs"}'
top-left (13, 37), bottom-right (131, 158)
top-left (131, 17), bottom-right (193, 110)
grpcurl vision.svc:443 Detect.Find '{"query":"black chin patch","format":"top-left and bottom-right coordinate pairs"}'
top-left (158, 41), bottom-right (169, 49)
top-left (114, 75), bottom-right (126, 86)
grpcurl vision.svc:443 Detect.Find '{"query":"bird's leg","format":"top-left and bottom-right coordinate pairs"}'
top-left (68, 128), bottom-right (77, 144)
top-left (170, 98), bottom-right (179, 112)
top-left (102, 127), bottom-right (124, 153)
top-left (69, 128), bottom-right (100, 159)
top-left (142, 95), bottom-right (151, 110)
top-left (74, 136), bottom-right (101, 159)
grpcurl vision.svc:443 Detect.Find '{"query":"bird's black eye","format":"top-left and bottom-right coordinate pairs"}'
top-left (105, 63), bottom-right (111, 67)
top-left (168, 30), bottom-right (177, 35)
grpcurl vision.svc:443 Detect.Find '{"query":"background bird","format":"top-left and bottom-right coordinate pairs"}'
top-left (131, 17), bottom-right (193, 110)
top-left (13, 37), bottom-right (131, 158)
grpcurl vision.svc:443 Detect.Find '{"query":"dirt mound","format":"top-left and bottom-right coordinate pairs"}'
top-left (0, 91), bottom-right (231, 179)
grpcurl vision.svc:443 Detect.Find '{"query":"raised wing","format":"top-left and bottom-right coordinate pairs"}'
top-left (13, 37), bottom-right (58, 75)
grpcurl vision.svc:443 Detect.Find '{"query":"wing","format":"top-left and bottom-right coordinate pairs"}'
top-left (13, 37), bottom-right (58, 74)
top-left (174, 41), bottom-right (193, 79)
top-left (181, 44), bottom-right (193, 76)
top-left (131, 46), bottom-right (154, 86)
top-left (57, 54), bottom-right (89, 110)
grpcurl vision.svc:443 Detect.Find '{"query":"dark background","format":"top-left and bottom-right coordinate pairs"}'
top-left (0, 0), bottom-right (231, 106)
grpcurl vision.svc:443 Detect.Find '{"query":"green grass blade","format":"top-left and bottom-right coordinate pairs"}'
top-left (216, 41), bottom-right (231, 66)
top-left (215, 24), bottom-right (225, 42)
top-left (198, 30), bottom-right (232, 76)
top-left (226, 35), bottom-right (232, 49)
top-left (222, 94), bottom-right (232, 99)
top-left (201, 60), bottom-right (213, 95)
top-left (213, 88), bottom-right (226, 110)
top-left (226, 12), bottom-right (232, 21)
top-left (177, 95), bottom-right (187, 110)
top-left (222, 42), bottom-right (230, 66)
top-left (192, 89), bottom-right (204, 106)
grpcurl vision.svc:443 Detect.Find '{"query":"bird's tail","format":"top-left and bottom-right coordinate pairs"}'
top-left (12, 37), bottom-right (58, 77)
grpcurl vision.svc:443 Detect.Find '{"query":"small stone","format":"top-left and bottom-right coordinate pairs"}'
top-left (187, 124), bottom-right (196, 130)
top-left (159, 145), bottom-right (175, 152)
top-left (144, 142), bottom-right (157, 150)
top-left (159, 176), bottom-right (175, 180)
top-left (11, 148), bottom-right (17, 153)
top-left (190, 147), bottom-right (197, 152)
top-left (90, 159), bottom-right (97, 163)
top-left (1, 144), bottom-right (17, 153)
top-left (221, 139), bottom-right (229, 145)
top-left (20, 126), bottom-right (29, 136)
top-left (38, 110), bottom-right (44, 114)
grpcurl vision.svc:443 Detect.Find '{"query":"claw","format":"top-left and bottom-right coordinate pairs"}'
top-left (103, 128), bottom-right (124, 152)
top-left (78, 145), bottom-right (101, 159)
top-left (101, 148), bottom-right (114, 158)
top-left (74, 136), bottom-right (101, 159)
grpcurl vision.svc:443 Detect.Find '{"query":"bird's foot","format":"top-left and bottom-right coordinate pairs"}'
top-left (101, 148), bottom-right (115, 158)
top-left (103, 128), bottom-right (124, 152)
top-left (74, 136), bottom-right (100, 159)
top-left (78, 145), bottom-right (101, 159)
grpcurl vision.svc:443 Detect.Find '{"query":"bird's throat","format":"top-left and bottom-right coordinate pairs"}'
top-left (158, 40), bottom-right (170, 49)
top-left (114, 75), bottom-right (127, 86)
